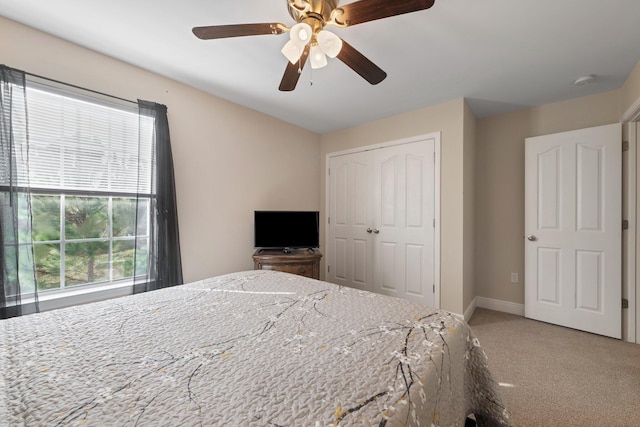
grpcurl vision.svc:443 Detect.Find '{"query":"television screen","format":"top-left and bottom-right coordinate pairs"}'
top-left (254, 211), bottom-right (319, 249)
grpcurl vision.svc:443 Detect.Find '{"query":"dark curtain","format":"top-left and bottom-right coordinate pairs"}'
top-left (0, 65), bottom-right (39, 318)
top-left (135, 100), bottom-right (183, 292)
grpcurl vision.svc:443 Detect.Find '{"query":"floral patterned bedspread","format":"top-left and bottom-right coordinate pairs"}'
top-left (0, 270), bottom-right (513, 426)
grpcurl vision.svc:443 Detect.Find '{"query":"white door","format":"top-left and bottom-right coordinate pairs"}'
top-left (327, 137), bottom-right (437, 307)
top-left (524, 123), bottom-right (621, 339)
top-left (327, 150), bottom-right (375, 292)
top-left (372, 141), bottom-right (435, 306)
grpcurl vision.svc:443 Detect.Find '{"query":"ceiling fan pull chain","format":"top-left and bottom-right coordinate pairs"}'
top-left (310, 67), bottom-right (313, 86)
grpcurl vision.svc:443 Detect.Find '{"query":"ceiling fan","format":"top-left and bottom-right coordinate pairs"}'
top-left (192, 0), bottom-right (436, 91)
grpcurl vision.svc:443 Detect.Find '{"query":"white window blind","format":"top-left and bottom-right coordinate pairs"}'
top-left (17, 82), bottom-right (155, 195)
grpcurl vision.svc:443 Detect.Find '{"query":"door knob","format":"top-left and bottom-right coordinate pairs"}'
top-left (366, 228), bottom-right (373, 234)
top-left (373, 229), bottom-right (380, 234)
top-left (527, 235), bottom-right (537, 241)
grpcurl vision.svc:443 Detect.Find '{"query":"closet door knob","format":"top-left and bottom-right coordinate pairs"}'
top-left (527, 235), bottom-right (537, 241)
top-left (373, 229), bottom-right (380, 234)
top-left (366, 228), bottom-right (373, 234)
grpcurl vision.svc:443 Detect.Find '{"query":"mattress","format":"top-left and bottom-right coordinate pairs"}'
top-left (0, 270), bottom-right (513, 426)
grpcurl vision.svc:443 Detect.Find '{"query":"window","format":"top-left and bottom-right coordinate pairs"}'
top-left (31, 195), bottom-right (149, 290)
top-left (2, 80), bottom-right (155, 293)
top-left (2, 65), bottom-right (181, 318)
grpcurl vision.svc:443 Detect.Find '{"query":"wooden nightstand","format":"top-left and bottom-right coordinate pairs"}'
top-left (252, 249), bottom-right (322, 279)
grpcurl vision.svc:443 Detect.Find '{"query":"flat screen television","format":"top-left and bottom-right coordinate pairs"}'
top-left (254, 210), bottom-right (319, 250)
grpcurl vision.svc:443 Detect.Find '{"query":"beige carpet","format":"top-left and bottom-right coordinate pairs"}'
top-left (468, 308), bottom-right (640, 427)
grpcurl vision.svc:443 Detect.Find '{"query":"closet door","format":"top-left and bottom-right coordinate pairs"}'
top-left (372, 140), bottom-right (435, 307)
top-left (327, 150), bottom-right (374, 291)
top-left (327, 137), bottom-right (437, 307)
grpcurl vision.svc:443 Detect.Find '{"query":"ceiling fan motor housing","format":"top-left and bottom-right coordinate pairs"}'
top-left (287, 0), bottom-right (339, 24)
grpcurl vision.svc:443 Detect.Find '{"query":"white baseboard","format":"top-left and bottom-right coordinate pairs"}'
top-left (475, 296), bottom-right (525, 317)
top-left (463, 298), bottom-right (477, 321)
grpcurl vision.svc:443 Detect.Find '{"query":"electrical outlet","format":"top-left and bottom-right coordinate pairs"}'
top-left (510, 272), bottom-right (519, 283)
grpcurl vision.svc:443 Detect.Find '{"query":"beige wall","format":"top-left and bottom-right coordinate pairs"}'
top-left (463, 102), bottom-right (477, 313)
top-left (475, 90), bottom-right (621, 305)
top-left (320, 99), bottom-right (467, 314)
top-left (621, 60), bottom-right (640, 117)
top-left (0, 16), bottom-right (321, 283)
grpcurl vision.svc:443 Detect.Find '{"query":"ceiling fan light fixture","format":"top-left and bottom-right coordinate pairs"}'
top-left (289, 22), bottom-right (312, 46)
top-left (280, 40), bottom-right (304, 64)
top-left (316, 30), bottom-right (342, 58)
top-left (281, 39), bottom-right (305, 64)
top-left (282, 22), bottom-right (313, 63)
top-left (310, 44), bottom-right (328, 69)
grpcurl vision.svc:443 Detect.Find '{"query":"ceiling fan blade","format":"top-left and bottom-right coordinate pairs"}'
top-left (337, 40), bottom-right (387, 85)
top-left (279, 46), bottom-right (311, 91)
top-left (336, 0), bottom-right (435, 26)
top-left (192, 23), bottom-right (286, 40)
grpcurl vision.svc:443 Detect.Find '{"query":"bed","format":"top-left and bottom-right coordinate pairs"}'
top-left (0, 270), bottom-right (513, 426)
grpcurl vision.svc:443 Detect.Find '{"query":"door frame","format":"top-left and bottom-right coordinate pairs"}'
top-left (325, 132), bottom-right (441, 307)
top-left (622, 98), bottom-right (640, 343)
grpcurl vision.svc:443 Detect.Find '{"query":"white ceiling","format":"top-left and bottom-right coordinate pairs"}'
top-left (2, 0), bottom-right (640, 134)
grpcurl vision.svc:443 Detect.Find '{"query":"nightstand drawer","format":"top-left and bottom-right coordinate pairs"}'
top-left (252, 249), bottom-right (322, 280)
